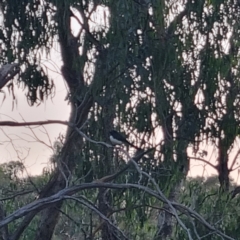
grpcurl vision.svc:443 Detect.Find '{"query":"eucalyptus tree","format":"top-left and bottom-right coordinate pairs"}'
top-left (0, 0), bottom-right (240, 239)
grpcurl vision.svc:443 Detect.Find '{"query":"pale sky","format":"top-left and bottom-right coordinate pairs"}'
top-left (0, 44), bottom-right (70, 175)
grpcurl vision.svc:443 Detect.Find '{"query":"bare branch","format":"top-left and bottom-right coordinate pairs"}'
top-left (130, 159), bottom-right (193, 240)
top-left (0, 119), bottom-right (113, 149)
top-left (70, 7), bottom-right (102, 50)
top-left (95, 148), bottom-right (154, 183)
top-left (229, 148), bottom-right (240, 171)
top-left (0, 120), bottom-right (70, 127)
top-left (65, 195), bottom-right (128, 240)
top-left (189, 157), bottom-right (218, 170)
top-left (0, 190), bottom-right (34, 201)
top-left (74, 127), bottom-right (112, 148)
top-left (0, 182), bottom-right (235, 240)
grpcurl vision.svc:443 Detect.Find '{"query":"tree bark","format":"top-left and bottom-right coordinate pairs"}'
top-left (34, 3), bottom-right (93, 239)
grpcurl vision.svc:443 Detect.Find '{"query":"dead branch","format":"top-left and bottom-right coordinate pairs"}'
top-left (0, 182), bottom-right (235, 240)
top-left (0, 120), bottom-right (70, 127)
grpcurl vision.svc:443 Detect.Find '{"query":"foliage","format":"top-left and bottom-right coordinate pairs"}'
top-left (0, 161), bottom-right (49, 239)
top-left (1, 0), bottom-right (240, 239)
top-left (176, 177), bottom-right (240, 239)
top-left (0, 0), bottom-right (56, 104)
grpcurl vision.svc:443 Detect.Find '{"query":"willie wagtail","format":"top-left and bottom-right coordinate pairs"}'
top-left (109, 130), bottom-right (138, 149)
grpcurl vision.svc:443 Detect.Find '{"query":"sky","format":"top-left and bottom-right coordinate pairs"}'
top-left (0, 43), bottom-right (70, 175)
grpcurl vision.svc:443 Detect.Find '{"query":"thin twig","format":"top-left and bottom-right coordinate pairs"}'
top-left (65, 195), bottom-right (129, 240)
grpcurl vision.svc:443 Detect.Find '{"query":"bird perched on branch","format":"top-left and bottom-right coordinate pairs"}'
top-left (109, 130), bottom-right (138, 149)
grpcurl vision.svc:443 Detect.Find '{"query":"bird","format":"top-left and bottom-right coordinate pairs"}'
top-left (109, 130), bottom-right (138, 149)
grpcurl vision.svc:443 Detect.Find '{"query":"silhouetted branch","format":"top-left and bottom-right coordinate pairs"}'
top-left (0, 120), bottom-right (70, 127)
top-left (0, 190), bottom-right (34, 201)
top-left (189, 157), bottom-right (217, 170)
top-left (229, 149), bottom-right (240, 171)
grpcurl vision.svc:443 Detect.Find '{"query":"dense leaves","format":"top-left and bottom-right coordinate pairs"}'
top-left (1, 0), bottom-right (240, 239)
top-left (0, 0), bottom-right (56, 104)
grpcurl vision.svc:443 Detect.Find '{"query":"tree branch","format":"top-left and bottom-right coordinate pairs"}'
top-left (0, 120), bottom-right (70, 127)
top-left (0, 182), bottom-right (235, 240)
top-left (66, 195), bottom-right (128, 239)
top-left (229, 148), bottom-right (240, 171)
top-left (95, 148), bottom-right (154, 183)
top-left (0, 190), bottom-right (34, 201)
top-left (189, 157), bottom-right (218, 170)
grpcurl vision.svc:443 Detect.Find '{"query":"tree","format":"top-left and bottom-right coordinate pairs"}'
top-left (0, 0), bottom-right (240, 239)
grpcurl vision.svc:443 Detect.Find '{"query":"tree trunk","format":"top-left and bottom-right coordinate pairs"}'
top-left (34, 3), bottom-right (93, 238)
